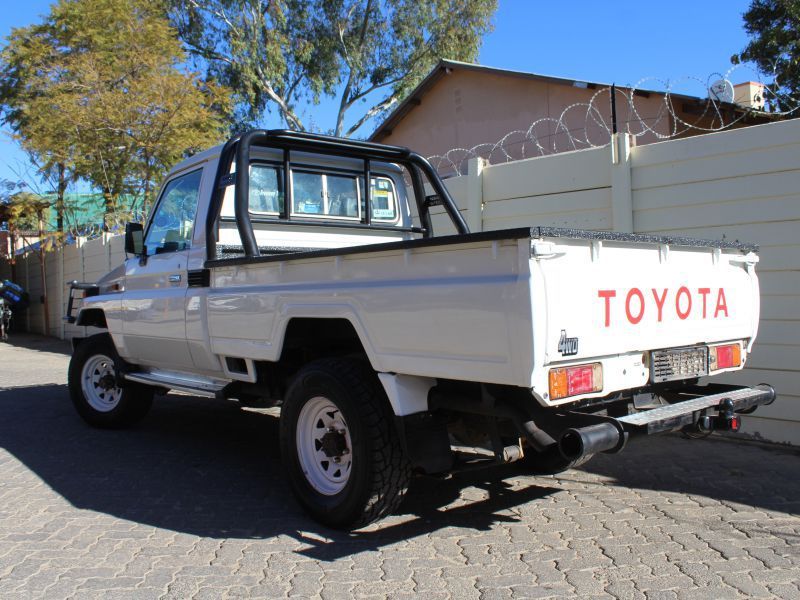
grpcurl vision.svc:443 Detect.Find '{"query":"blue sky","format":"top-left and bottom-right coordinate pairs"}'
top-left (0, 0), bottom-right (756, 190)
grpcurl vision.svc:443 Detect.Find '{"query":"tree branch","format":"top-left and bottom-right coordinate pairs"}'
top-left (347, 70), bottom-right (410, 105)
top-left (254, 62), bottom-right (304, 129)
top-left (335, 0), bottom-right (374, 136)
top-left (344, 94), bottom-right (398, 137)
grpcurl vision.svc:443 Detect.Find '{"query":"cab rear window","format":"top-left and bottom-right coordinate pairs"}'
top-left (244, 164), bottom-right (398, 223)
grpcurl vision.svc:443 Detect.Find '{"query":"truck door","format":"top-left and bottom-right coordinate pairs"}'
top-left (121, 168), bottom-right (203, 370)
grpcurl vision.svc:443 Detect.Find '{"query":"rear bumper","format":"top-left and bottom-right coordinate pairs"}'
top-left (558, 383), bottom-right (776, 461)
top-left (618, 383), bottom-right (776, 434)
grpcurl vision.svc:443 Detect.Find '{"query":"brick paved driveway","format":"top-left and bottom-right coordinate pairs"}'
top-left (0, 334), bottom-right (799, 599)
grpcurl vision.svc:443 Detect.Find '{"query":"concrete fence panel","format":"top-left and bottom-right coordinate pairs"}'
top-left (44, 249), bottom-right (61, 338)
top-left (626, 119), bottom-right (800, 445)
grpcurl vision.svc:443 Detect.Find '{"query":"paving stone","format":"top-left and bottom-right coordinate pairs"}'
top-left (765, 582), bottom-right (800, 599)
top-left (1, 335), bottom-right (799, 600)
top-left (564, 569), bottom-right (607, 595)
top-left (718, 571), bottom-right (773, 598)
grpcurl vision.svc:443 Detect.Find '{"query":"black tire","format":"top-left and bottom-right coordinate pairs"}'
top-left (68, 333), bottom-right (153, 429)
top-left (280, 358), bottom-right (412, 529)
top-left (519, 444), bottom-right (594, 475)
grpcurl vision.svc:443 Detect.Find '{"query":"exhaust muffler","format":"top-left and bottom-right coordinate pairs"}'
top-left (559, 422), bottom-right (626, 461)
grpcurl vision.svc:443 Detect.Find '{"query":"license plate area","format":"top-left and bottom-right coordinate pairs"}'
top-left (650, 346), bottom-right (709, 383)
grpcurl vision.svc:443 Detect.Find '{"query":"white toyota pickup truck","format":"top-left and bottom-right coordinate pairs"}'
top-left (65, 130), bottom-right (775, 529)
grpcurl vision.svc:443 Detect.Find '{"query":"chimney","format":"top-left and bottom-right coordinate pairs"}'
top-left (733, 81), bottom-right (766, 110)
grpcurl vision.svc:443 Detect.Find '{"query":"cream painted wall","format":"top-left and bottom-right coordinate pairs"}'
top-left (380, 70), bottom-right (685, 172)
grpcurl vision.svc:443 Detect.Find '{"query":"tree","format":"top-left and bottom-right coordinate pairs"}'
top-left (733, 0), bottom-right (800, 112)
top-left (0, 22), bottom-right (79, 233)
top-left (1, 192), bottom-right (50, 234)
top-left (0, 0), bottom-right (231, 227)
top-left (170, 0), bottom-right (497, 137)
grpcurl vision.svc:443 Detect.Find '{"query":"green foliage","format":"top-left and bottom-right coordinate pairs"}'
top-left (0, 191), bottom-right (50, 232)
top-left (170, 0), bottom-right (497, 136)
top-left (733, 0), bottom-right (800, 111)
top-left (0, 0), bottom-right (232, 225)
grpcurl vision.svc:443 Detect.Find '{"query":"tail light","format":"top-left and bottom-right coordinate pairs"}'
top-left (709, 343), bottom-right (742, 371)
top-left (549, 363), bottom-right (603, 401)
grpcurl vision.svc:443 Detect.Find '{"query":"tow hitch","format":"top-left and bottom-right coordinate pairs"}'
top-left (695, 398), bottom-right (742, 433)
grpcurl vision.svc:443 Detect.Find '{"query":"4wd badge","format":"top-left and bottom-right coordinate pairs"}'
top-left (558, 330), bottom-right (579, 356)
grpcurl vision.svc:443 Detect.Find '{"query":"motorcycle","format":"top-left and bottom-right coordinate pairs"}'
top-left (0, 298), bottom-right (10, 342)
top-left (0, 280), bottom-right (27, 342)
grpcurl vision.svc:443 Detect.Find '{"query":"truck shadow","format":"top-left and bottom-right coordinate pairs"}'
top-left (0, 384), bottom-right (557, 560)
top-left (2, 384), bottom-right (797, 561)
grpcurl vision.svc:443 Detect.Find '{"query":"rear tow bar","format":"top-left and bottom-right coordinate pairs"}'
top-left (558, 383), bottom-right (776, 462)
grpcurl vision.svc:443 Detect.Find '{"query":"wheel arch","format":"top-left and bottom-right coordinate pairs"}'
top-left (277, 316), bottom-right (437, 418)
top-left (277, 314), bottom-right (378, 366)
top-left (75, 308), bottom-right (108, 329)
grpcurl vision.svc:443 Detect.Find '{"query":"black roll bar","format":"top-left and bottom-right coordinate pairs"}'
top-left (233, 130), bottom-right (263, 257)
top-left (363, 158), bottom-right (371, 226)
top-left (206, 129), bottom-right (469, 259)
top-left (409, 164), bottom-right (433, 235)
top-left (205, 133), bottom-right (241, 260)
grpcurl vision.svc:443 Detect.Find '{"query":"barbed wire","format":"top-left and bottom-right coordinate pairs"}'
top-left (6, 209), bottom-right (147, 257)
top-left (64, 208), bottom-right (146, 242)
top-left (427, 64), bottom-right (800, 176)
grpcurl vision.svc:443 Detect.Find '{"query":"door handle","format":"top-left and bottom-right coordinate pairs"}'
top-left (169, 274), bottom-right (181, 283)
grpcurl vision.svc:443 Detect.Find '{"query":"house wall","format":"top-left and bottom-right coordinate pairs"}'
top-left (378, 70), bottom-right (765, 175)
top-left (430, 117), bottom-right (800, 445)
top-left (380, 70), bottom-right (674, 170)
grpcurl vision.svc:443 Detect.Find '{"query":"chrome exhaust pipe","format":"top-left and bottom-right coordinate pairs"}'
top-left (559, 422), bottom-right (624, 461)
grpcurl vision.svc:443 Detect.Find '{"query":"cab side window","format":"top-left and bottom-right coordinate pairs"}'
top-left (144, 169), bottom-right (203, 255)
top-left (249, 165), bottom-right (283, 213)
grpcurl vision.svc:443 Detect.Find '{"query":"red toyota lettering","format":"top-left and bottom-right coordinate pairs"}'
top-left (598, 286), bottom-right (729, 326)
top-left (698, 287), bottom-right (711, 318)
top-left (715, 288), bottom-right (729, 317)
top-left (651, 288), bottom-right (667, 321)
top-left (676, 286), bottom-right (692, 320)
top-left (598, 290), bottom-right (616, 327)
top-left (625, 288), bottom-right (645, 324)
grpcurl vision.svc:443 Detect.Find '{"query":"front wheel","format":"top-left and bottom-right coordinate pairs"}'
top-left (68, 333), bottom-right (153, 428)
top-left (280, 358), bottom-right (411, 529)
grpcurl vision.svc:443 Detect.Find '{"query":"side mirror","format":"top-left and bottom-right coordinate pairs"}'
top-left (124, 222), bottom-right (144, 256)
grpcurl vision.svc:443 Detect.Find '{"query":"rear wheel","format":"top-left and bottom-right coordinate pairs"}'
top-left (68, 334), bottom-right (153, 428)
top-left (280, 358), bottom-right (411, 529)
